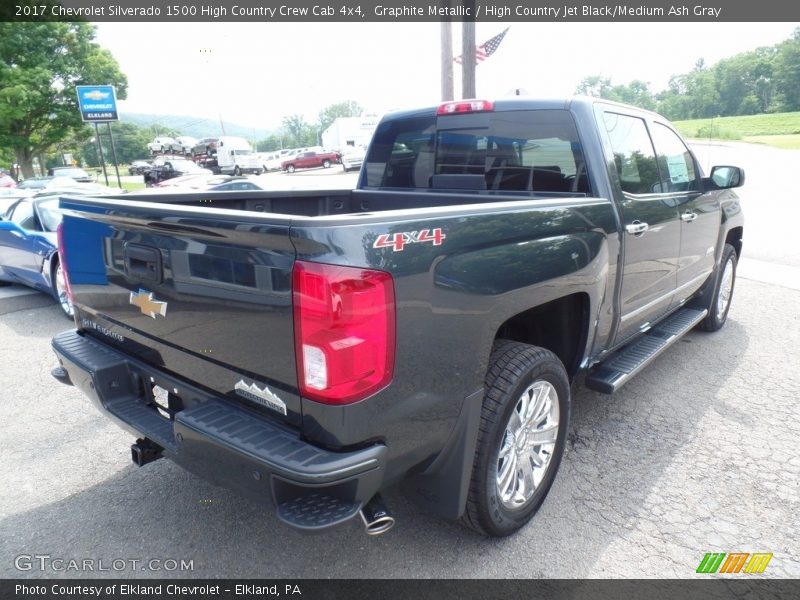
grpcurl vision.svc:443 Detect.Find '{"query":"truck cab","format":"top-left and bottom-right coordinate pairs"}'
top-left (215, 136), bottom-right (263, 175)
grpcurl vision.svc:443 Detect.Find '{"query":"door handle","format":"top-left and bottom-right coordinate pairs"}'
top-left (681, 211), bottom-right (698, 222)
top-left (625, 221), bottom-right (649, 235)
top-left (124, 243), bottom-right (163, 284)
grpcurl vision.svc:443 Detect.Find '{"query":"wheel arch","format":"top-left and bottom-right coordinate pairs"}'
top-left (44, 248), bottom-right (59, 292)
top-left (493, 292), bottom-right (591, 380)
top-left (725, 226), bottom-right (743, 259)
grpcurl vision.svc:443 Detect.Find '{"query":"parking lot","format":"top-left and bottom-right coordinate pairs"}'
top-left (1, 143), bottom-right (798, 578)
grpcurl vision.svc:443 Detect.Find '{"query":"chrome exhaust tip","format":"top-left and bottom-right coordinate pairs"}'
top-left (359, 494), bottom-right (395, 536)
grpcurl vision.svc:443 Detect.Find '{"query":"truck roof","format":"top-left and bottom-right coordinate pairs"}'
top-left (382, 96), bottom-right (662, 121)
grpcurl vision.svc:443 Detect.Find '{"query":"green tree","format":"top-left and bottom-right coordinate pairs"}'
top-left (608, 80), bottom-right (656, 110)
top-left (254, 134), bottom-right (285, 152)
top-left (281, 114), bottom-right (317, 148)
top-left (0, 22), bottom-right (127, 177)
top-left (576, 75), bottom-right (612, 98)
top-left (774, 28), bottom-right (800, 111)
top-left (80, 121), bottom-right (151, 167)
top-left (318, 100), bottom-right (364, 134)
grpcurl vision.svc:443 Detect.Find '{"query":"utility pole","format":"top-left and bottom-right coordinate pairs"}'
top-left (461, 14), bottom-right (476, 98)
top-left (440, 1), bottom-right (453, 101)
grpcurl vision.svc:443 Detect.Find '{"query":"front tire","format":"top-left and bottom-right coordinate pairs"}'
top-left (286, 165), bottom-right (295, 173)
top-left (462, 341), bottom-right (570, 537)
top-left (322, 159), bottom-right (331, 168)
top-left (697, 243), bottom-right (737, 332)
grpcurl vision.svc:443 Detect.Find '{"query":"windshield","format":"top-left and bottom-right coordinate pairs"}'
top-left (37, 198), bottom-right (63, 232)
top-left (52, 167), bottom-right (90, 178)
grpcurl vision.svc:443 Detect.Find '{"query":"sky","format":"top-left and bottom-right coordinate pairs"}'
top-left (92, 21), bottom-right (798, 134)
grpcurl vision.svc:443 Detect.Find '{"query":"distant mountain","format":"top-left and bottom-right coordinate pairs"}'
top-left (120, 112), bottom-right (274, 141)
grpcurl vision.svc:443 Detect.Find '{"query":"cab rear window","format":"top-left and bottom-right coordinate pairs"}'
top-left (363, 110), bottom-right (590, 195)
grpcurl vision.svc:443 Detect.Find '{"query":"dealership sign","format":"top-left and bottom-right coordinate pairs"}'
top-left (75, 85), bottom-right (119, 122)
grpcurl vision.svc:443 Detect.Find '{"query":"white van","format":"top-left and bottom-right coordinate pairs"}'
top-left (216, 137), bottom-right (262, 175)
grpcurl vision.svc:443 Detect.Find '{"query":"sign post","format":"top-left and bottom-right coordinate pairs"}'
top-left (76, 85), bottom-right (121, 188)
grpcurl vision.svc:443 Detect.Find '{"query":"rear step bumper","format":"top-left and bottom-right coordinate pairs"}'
top-left (51, 329), bottom-right (387, 532)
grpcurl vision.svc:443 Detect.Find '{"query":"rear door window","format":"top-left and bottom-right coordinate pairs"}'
top-left (364, 110), bottom-right (590, 194)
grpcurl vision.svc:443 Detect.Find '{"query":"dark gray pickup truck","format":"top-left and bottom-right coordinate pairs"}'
top-left (51, 98), bottom-right (744, 537)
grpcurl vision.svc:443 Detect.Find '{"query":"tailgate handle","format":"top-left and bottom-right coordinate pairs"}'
top-left (124, 244), bottom-right (163, 284)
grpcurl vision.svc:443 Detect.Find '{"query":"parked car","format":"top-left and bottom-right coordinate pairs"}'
top-left (341, 146), bottom-right (367, 172)
top-left (258, 152), bottom-right (284, 172)
top-left (206, 176), bottom-right (270, 191)
top-left (128, 160), bottom-right (152, 176)
top-left (18, 176), bottom-right (58, 191)
top-left (0, 188), bottom-right (31, 214)
top-left (143, 157), bottom-right (213, 186)
top-left (153, 174), bottom-right (234, 189)
top-left (18, 176), bottom-right (115, 195)
top-left (281, 150), bottom-right (341, 172)
top-left (0, 171), bottom-right (16, 188)
top-left (191, 137), bottom-right (218, 156)
top-left (46, 166), bottom-right (94, 183)
top-left (0, 196), bottom-right (73, 316)
top-left (168, 136), bottom-right (198, 155)
top-left (158, 176), bottom-right (268, 192)
top-left (147, 136), bottom-right (177, 155)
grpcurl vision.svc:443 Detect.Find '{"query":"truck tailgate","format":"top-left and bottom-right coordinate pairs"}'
top-left (59, 196), bottom-right (302, 426)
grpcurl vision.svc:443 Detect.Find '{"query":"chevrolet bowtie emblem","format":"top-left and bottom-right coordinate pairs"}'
top-left (130, 289), bottom-right (168, 318)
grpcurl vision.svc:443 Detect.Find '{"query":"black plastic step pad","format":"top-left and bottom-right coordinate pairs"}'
top-left (277, 493), bottom-right (361, 531)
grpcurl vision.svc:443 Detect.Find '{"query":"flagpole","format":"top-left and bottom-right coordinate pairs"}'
top-left (441, 15), bottom-right (454, 101)
top-left (462, 17), bottom-right (476, 98)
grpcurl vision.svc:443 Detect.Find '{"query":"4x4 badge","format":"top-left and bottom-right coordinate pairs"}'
top-left (373, 228), bottom-right (445, 252)
top-left (130, 289), bottom-right (167, 318)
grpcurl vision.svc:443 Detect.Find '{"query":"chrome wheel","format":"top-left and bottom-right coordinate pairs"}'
top-left (496, 380), bottom-right (560, 509)
top-left (716, 257), bottom-right (734, 321)
top-left (55, 262), bottom-right (73, 318)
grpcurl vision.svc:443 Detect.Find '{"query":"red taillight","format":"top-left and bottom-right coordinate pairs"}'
top-left (56, 221), bottom-right (73, 302)
top-left (292, 261), bottom-right (395, 405)
top-left (437, 99), bottom-right (494, 115)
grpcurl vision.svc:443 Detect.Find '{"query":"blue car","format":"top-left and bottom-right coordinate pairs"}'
top-left (0, 196), bottom-right (72, 318)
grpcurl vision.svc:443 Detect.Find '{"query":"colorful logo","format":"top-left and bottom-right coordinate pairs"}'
top-left (696, 552), bottom-right (773, 574)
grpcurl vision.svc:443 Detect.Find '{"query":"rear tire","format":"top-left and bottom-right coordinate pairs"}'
top-left (462, 341), bottom-right (570, 537)
top-left (234, 166), bottom-right (242, 176)
top-left (697, 243), bottom-right (737, 332)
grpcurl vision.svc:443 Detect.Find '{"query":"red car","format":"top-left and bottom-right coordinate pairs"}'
top-left (0, 171), bottom-right (16, 188)
top-left (281, 151), bottom-right (341, 173)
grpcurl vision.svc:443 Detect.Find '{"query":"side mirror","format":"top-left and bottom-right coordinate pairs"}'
top-left (709, 166), bottom-right (745, 189)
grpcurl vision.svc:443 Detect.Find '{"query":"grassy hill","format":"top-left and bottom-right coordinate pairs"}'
top-left (121, 112), bottom-right (273, 141)
top-left (673, 112), bottom-right (800, 148)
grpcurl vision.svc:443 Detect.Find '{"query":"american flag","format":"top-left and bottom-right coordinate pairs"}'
top-left (454, 28), bottom-right (509, 65)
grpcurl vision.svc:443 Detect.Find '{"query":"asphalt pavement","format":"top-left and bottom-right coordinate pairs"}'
top-left (0, 142), bottom-right (798, 578)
